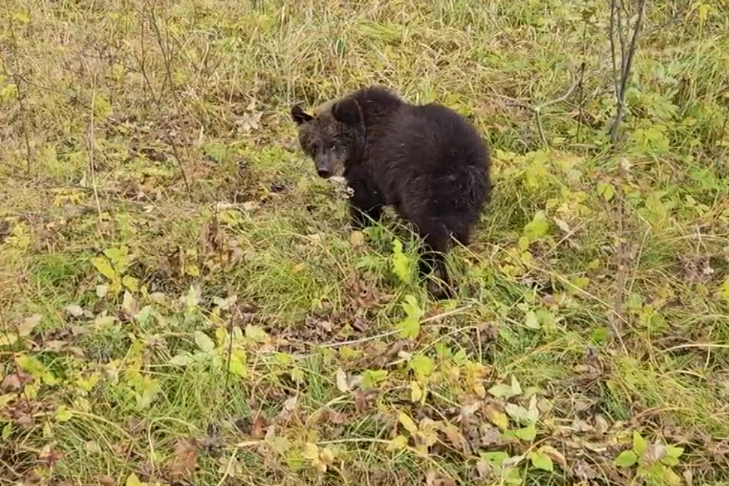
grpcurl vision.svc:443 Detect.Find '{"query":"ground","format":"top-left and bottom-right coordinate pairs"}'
top-left (1, 1), bottom-right (728, 485)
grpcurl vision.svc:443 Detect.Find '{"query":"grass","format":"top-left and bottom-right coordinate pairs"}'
top-left (1, 0), bottom-right (729, 485)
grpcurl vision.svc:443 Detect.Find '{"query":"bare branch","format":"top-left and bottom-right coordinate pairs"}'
top-left (609, 0), bottom-right (648, 144)
top-left (134, 0), bottom-right (192, 192)
top-left (606, 0), bottom-right (648, 345)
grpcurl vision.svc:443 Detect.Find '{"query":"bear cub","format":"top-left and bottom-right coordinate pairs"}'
top-left (290, 85), bottom-right (491, 299)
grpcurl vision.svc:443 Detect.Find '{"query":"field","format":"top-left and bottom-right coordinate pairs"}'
top-left (1, 0), bottom-right (729, 485)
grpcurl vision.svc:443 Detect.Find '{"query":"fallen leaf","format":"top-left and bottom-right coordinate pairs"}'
top-left (351, 316), bottom-right (369, 332)
top-left (425, 470), bottom-right (456, 486)
top-left (479, 425), bottom-right (502, 446)
top-left (96, 285), bottom-right (109, 298)
top-left (475, 459), bottom-right (494, 479)
top-left (539, 445), bottom-right (567, 469)
top-left (66, 305), bottom-right (85, 317)
top-left (529, 450), bottom-right (553, 471)
top-left (323, 408), bottom-right (349, 424)
top-left (410, 381), bottom-right (423, 402)
top-left (251, 416), bottom-right (267, 439)
top-left (484, 403), bottom-right (509, 431)
top-left (98, 475), bottom-right (115, 486)
top-left (0, 333), bottom-right (18, 347)
top-left (121, 291), bottom-right (139, 318)
top-left (167, 438), bottom-right (198, 479)
top-left (350, 231), bottom-right (365, 246)
top-left (442, 423), bottom-right (467, 452)
top-left (643, 442), bottom-right (667, 465)
top-left (39, 445), bottom-right (64, 466)
top-left (594, 414), bottom-right (609, 434)
top-left (18, 314), bottom-right (42, 336)
top-left (2, 372), bottom-right (32, 391)
top-left (354, 391), bottom-right (369, 413)
top-left (398, 412), bottom-right (418, 434)
top-left (335, 368), bottom-right (349, 393)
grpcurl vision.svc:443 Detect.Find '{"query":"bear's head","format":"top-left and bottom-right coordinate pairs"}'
top-left (290, 98), bottom-right (363, 179)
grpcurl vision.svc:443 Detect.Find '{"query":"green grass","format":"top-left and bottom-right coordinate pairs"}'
top-left (2, 0), bottom-right (729, 485)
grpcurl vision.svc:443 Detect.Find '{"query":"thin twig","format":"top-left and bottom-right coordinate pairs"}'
top-left (86, 73), bottom-right (105, 241)
top-left (136, 0), bottom-right (191, 192)
top-left (609, 0), bottom-right (648, 144)
top-left (607, 0), bottom-right (648, 345)
top-left (489, 74), bottom-right (583, 148)
top-left (533, 76), bottom-right (582, 147)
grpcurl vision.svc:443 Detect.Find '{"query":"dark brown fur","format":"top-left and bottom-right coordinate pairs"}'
top-left (291, 86), bottom-right (491, 299)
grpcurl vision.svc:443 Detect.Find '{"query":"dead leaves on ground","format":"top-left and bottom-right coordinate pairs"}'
top-left (165, 438), bottom-right (199, 480)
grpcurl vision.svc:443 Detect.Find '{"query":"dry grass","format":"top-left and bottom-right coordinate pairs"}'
top-left (1, 1), bottom-right (729, 485)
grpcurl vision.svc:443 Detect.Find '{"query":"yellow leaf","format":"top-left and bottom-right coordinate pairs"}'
top-left (349, 231), bottom-right (365, 246)
top-left (302, 442), bottom-right (319, 460)
top-left (126, 473), bottom-right (146, 486)
top-left (539, 445), bottom-right (567, 469)
top-left (122, 275), bottom-right (139, 292)
top-left (387, 435), bottom-right (409, 451)
top-left (91, 256), bottom-right (116, 280)
top-left (0, 333), bottom-right (18, 347)
top-left (12, 11), bottom-right (30, 24)
top-left (410, 381), bottom-right (423, 402)
top-left (698, 3), bottom-right (710, 23)
top-left (54, 405), bottom-right (74, 422)
top-left (398, 412), bottom-right (418, 434)
top-left (484, 404), bottom-right (509, 431)
top-left (320, 447), bottom-right (335, 464)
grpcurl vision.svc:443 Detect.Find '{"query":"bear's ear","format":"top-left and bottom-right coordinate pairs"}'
top-left (331, 98), bottom-right (362, 127)
top-left (291, 105), bottom-right (314, 125)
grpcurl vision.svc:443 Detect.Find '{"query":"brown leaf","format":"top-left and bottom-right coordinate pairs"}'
top-left (475, 460), bottom-right (495, 479)
top-left (43, 340), bottom-right (68, 352)
top-left (354, 390), bottom-right (369, 413)
top-left (16, 413), bottom-right (33, 427)
top-left (318, 319), bottom-right (333, 334)
top-left (441, 423), bottom-right (467, 453)
top-left (425, 470), bottom-right (456, 486)
top-left (479, 425), bottom-right (503, 447)
top-left (98, 475), bottom-right (115, 486)
top-left (643, 442), bottom-right (667, 466)
top-left (2, 371), bottom-right (33, 391)
top-left (39, 445), bottom-right (64, 466)
top-left (351, 316), bottom-right (369, 332)
top-left (167, 438), bottom-right (198, 479)
top-left (573, 460), bottom-right (599, 480)
top-left (251, 416), bottom-right (267, 439)
top-left (594, 414), bottom-right (609, 434)
top-left (323, 408), bottom-right (349, 425)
